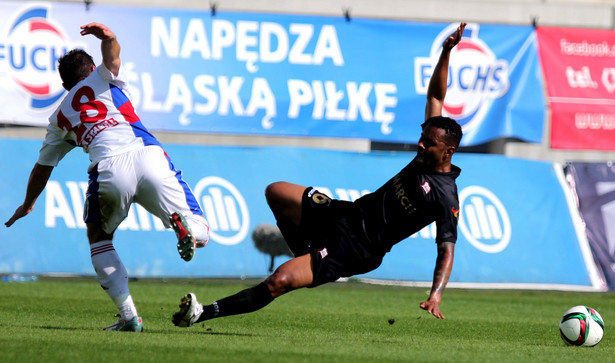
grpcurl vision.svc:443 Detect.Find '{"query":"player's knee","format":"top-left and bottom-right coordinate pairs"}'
top-left (265, 182), bottom-right (284, 207)
top-left (87, 222), bottom-right (114, 243)
top-left (265, 271), bottom-right (293, 297)
top-left (266, 183), bottom-right (305, 228)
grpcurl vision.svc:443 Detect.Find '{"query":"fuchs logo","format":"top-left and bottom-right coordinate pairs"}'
top-left (415, 23), bottom-right (509, 132)
top-left (1, 5), bottom-right (81, 110)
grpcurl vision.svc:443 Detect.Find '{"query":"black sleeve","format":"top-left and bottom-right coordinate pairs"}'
top-left (434, 195), bottom-right (459, 243)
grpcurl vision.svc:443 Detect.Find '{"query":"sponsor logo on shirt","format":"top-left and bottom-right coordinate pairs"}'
top-left (421, 181), bottom-right (431, 194)
top-left (82, 118), bottom-right (119, 144)
top-left (392, 174), bottom-right (417, 214)
top-left (311, 191), bottom-right (331, 206)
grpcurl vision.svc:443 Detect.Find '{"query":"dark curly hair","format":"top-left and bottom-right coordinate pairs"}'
top-left (421, 116), bottom-right (463, 148)
top-left (58, 49), bottom-right (95, 90)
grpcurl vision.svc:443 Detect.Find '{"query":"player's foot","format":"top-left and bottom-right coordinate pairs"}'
top-left (172, 292), bottom-right (203, 327)
top-left (103, 315), bottom-right (143, 332)
top-left (170, 212), bottom-right (196, 261)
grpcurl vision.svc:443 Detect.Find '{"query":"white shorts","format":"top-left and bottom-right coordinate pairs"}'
top-left (84, 145), bottom-right (206, 238)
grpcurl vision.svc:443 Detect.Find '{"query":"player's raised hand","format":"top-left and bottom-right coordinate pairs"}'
top-left (5, 204), bottom-right (34, 227)
top-left (442, 22), bottom-right (467, 51)
top-left (81, 22), bottom-right (121, 76)
top-left (80, 23), bottom-right (116, 41)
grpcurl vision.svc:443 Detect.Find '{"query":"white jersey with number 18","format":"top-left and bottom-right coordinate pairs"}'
top-left (38, 63), bottom-right (158, 168)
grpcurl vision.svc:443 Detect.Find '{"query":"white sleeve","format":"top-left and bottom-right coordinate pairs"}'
top-left (97, 62), bottom-right (129, 89)
top-left (97, 63), bottom-right (135, 102)
top-left (37, 123), bottom-right (76, 167)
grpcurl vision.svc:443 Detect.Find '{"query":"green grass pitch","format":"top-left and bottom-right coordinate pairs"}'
top-left (0, 277), bottom-right (614, 362)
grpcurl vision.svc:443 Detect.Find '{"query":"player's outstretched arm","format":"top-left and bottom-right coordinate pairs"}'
top-left (425, 22), bottom-right (467, 120)
top-left (419, 241), bottom-right (455, 319)
top-left (5, 163), bottom-right (53, 227)
top-left (80, 22), bottom-right (120, 76)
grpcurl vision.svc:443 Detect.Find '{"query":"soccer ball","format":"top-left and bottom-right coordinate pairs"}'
top-left (559, 305), bottom-right (604, 347)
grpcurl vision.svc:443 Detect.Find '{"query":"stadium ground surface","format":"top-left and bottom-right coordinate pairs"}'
top-left (1, 276), bottom-right (613, 362)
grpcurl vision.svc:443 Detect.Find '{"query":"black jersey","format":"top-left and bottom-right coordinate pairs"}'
top-left (354, 158), bottom-right (461, 253)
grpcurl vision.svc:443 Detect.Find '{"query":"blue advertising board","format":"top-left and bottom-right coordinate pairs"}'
top-left (0, 138), bottom-right (603, 290)
top-left (0, 1), bottom-right (545, 146)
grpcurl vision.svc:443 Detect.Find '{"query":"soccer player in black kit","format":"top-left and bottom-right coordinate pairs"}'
top-left (173, 22), bottom-right (466, 326)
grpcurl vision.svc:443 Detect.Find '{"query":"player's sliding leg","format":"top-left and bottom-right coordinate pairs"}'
top-left (173, 283), bottom-right (274, 327)
top-left (173, 254), bottom-right (314, 327)
top-left (90, 239), bottom-right (143, 332)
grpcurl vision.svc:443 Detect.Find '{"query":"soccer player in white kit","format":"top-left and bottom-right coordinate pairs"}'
top-left (4, 23), bottom-right (210, 332)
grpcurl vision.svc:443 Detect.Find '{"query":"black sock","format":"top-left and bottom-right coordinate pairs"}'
top-left (197, 282), bottom-right (275, 322)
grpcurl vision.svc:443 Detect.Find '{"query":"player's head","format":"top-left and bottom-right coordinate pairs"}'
top-left (421, 116), bottom-right (463, 148)
top-left (58, 49), bottom-right (95, 91)
top-left (416, 116), bottom-right (463, 170)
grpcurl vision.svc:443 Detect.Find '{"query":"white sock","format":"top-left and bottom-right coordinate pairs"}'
top-left (90, 240), bottom-right (138, 320)
top-left (185, 214), bottom-right (210, 246)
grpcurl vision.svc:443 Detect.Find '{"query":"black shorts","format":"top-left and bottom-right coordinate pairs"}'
top-left (298, 187), bottom-right (384, 287)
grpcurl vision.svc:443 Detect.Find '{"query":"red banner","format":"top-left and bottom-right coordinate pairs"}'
top-left (537, 27), bottom-right (615, 150)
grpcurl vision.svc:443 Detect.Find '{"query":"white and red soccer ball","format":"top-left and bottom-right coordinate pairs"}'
top-left (559, 305), bottom-right (604, 347)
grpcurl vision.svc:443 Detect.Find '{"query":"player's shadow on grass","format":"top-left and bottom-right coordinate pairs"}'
top-left (37, 326), bottom-right (255, 336)
top-left (39, 325), bottom-right (80, 331)
top-left (200, 331), bottom-right (255, 337)
top-left (154, 327), bottom-right (256, 337)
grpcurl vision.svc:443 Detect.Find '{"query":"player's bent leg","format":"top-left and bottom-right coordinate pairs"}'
top-left (133, 145), bottom-right (207, 260)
